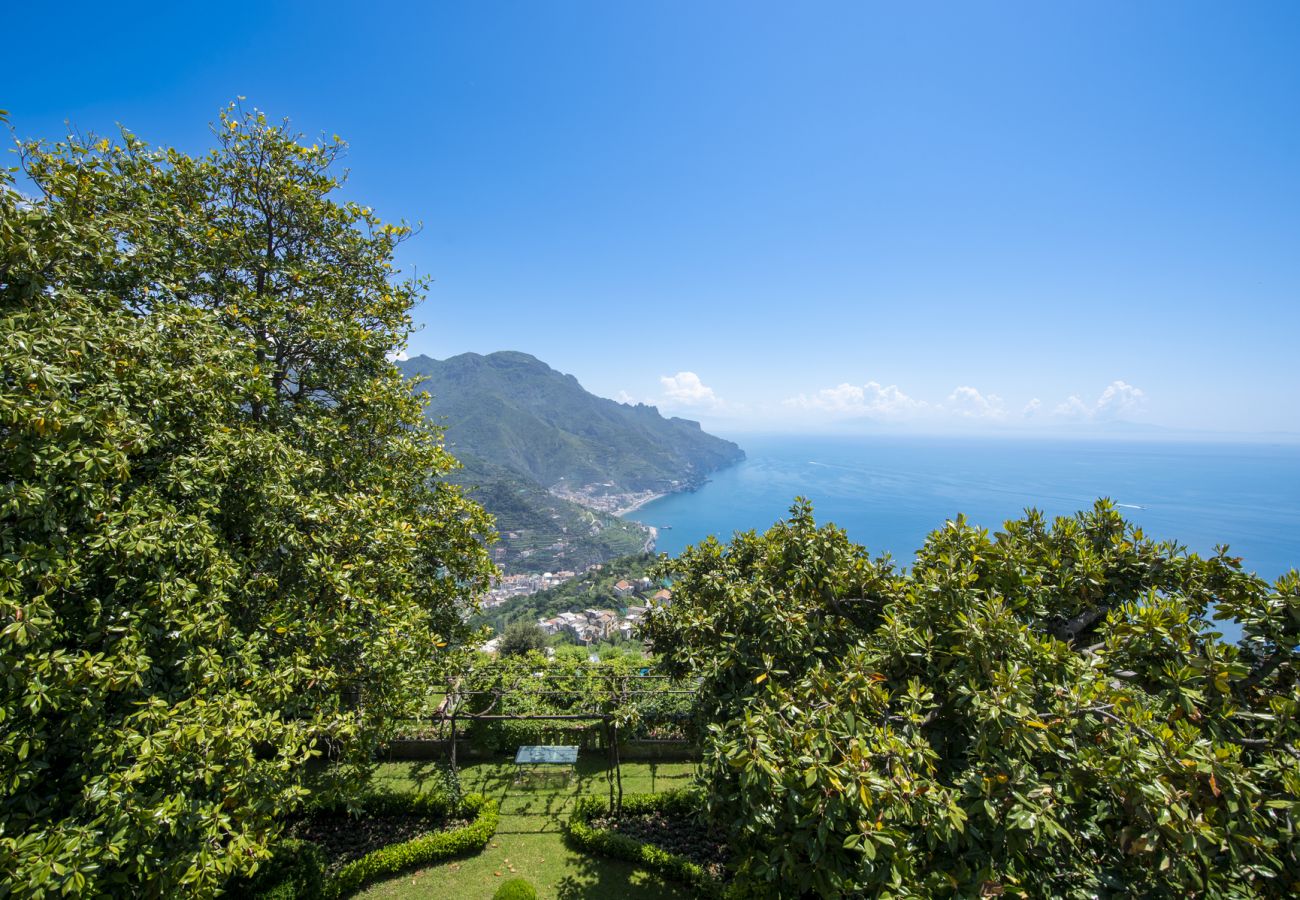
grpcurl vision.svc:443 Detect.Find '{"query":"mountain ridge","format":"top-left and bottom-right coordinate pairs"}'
top-left (398, 351), bottom-right (744, 496)
top-left (396, 350), bottom-right (744, 573)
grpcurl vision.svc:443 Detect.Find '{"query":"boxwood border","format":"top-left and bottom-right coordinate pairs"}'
top-left (563, 790), bottom-right (726, 898)
top-left (322, 792), bottom-right (499, 898)
top-left (240, 790), bottom-right (499, 899)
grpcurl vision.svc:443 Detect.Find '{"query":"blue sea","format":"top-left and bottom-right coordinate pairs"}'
top-left (625, 435), bottom-right (1300, 585)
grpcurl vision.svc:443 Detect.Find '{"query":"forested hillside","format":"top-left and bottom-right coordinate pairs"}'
top-left (397, 350), bottom-right (743, 572)
top-left (398, 351), bottom-right (743, 495)
top-left (466, 470), bottom-right (649, 573)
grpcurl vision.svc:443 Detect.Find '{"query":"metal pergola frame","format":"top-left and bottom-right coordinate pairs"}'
top-left (428, 666), bottom-right (697, 811)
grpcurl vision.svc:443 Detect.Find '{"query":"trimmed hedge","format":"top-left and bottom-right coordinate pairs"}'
top-left (236, 790), bottom-right (499, 899)
top-left (309, 786), bottom-right (461, 819)
top-left (564, 791), bottom-right (726, 898)
top-left (324, 793), bottom-right (499, 898)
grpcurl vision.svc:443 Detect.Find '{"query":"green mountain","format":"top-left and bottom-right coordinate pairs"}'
top-left (398, 351), bottom-right (744, 494)
top-left (397, 351), bottom-right (744, 573)
top-left (465, 468), bottom-right (651, 573)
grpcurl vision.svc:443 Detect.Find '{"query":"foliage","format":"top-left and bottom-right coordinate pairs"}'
top-left (499, 621), bottom-right (549, 657)
top-left (641, 499), bottom-right (1300, 897)
top-left (322, 794), bottom-right (498, 898)
top-left (492, 877), bottom-right (540, 900)
top-left (0, 107), bottom-right (495, 895)
top-left (566, 793), bottom-right (725, 897)
top-left (450, 653), bottom-right (696, 751)
top-left (227, 839), bottom-right (326, 900)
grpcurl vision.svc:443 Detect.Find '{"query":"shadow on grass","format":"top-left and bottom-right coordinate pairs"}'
top-left (398, 759), bottom-right (458, 793)
top-left (553, 851), bottom-right (691, 900)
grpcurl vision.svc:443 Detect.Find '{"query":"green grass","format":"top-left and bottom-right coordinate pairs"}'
top-left (354, 757), bottom-right (698, 900)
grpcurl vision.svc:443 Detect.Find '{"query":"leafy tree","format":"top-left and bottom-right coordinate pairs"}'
top-left (498, 621), bottom-right (548, 657)
top-left (642, 499), bottom-right (1300, 897)
top-left (0, 107), bottom-right (495, 895)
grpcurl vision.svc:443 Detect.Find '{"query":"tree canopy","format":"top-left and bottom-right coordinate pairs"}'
top-left (642, 499), bottom-right (1300, 897)
top-left (498, 621), bottom-right (548, 657)
top-left (0, 107), bottom-right (495, 895)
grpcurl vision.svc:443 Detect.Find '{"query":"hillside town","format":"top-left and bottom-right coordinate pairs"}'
top-left (479, 569), bottom-right (674, 655)
top-left (534, 578), bottom-right (672, 644)
top-left (481, 567), bottom-right (588, 608)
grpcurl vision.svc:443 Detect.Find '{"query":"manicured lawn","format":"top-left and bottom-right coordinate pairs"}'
top-left (355, 757), bottom-right (698, 899)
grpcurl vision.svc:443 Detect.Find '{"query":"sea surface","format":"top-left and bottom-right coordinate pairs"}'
top-left (625, 435), bottom-right (1300, 585)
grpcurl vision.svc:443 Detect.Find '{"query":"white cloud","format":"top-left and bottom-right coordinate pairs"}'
top-left (659, 372), bottom-right (721, 408)
top-left (386, 349), bottom-right (410, 362)
top-left (1094, 380), bottom-right (1146, 419)
top-left (1054, 380), bottom-right (1146, 421)
top-left (947, 386), bottom-right (1006, 419)
top-left (1054, 395), bottom-right (1091, 419)
top-left (615, 390), bottom-right (640, 405)
top-left (782, 378), bottom-right (1149, 429)
top-left (786, 381), bottom-right (923, 418)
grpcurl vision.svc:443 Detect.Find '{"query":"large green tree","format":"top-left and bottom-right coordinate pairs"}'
top-left (643, 500), bottom-right (1300, 897)
top-left (0, 107), bottom-right (495, 895)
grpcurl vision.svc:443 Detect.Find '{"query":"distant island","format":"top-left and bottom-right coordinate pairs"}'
top-left (398, 351), bottom-right (744, 575)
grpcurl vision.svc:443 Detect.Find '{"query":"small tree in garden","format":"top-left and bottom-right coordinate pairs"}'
top-left (499, 621), bottom-right (549, 656)
top-left (642, 499), bottom-right (1300, 897)
top-left (0, 108), bottom-right (495, 895)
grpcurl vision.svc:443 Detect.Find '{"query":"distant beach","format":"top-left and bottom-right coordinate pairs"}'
top-left (613, 492), bottom-right (667, 517)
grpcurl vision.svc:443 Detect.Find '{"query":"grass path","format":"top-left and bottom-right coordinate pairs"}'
top-left (355, 758), bottom-right (696, 900)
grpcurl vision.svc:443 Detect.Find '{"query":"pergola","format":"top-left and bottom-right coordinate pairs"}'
top-left (429, 668), bottom-right (697, 810)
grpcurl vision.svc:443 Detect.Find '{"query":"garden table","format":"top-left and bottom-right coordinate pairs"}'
top-left (514, 744), bottom-right (579, 784)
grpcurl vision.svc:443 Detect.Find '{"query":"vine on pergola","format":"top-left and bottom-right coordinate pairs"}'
top-left (432, 656), bottom-right (697, 811)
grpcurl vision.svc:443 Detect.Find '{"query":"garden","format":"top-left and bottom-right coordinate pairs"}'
top-left (231, 498), bottom-right (1300, 898)
top-left (232, 654), bottom-right (721, 898)
top-left (8, 106), bottom-right (1299, 898)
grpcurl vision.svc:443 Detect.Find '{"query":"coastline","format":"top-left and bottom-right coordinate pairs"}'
top-left (613, 492), bottom-right (668, 517)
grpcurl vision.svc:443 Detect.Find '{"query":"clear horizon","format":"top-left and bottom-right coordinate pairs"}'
top-left (9, 1), bottom-right (1299, 437)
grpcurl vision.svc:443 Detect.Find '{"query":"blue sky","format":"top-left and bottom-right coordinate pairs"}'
top-left (8, 1), bottom-right (1299, 437)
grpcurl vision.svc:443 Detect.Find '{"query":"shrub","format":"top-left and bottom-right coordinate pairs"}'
top-left (322, 794), bottom-right (500, 898)
top-left (226, 839), bottom-right (326, 899)
top-left (308, 784), bottom-right (460, 819)
top-left (225, 789), bottom-right (498, 899)
top-left (565, 792), bottom-right (725, 898)
top-left (492, 877), bottom-right (540, 900)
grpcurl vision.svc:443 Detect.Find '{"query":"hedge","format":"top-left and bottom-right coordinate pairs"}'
top-left (309, 786), bottom-right (461, 819)
top-left (323, 793), bottom-right (499, 898)
top-left (563, 791), bottom-right (726, 898)
top-left (236, 791), bottom-right (499, 899)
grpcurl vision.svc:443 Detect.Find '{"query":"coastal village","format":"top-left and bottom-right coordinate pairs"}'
top-left (481, 568), bottom-right (586, 608)
top-left (534, 577), bottom-right (673, 644)
top-left (480, 565), bottom-right (672, 652)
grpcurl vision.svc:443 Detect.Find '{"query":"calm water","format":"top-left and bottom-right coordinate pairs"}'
top-left (626, 435), bottom-right (1300, 583)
